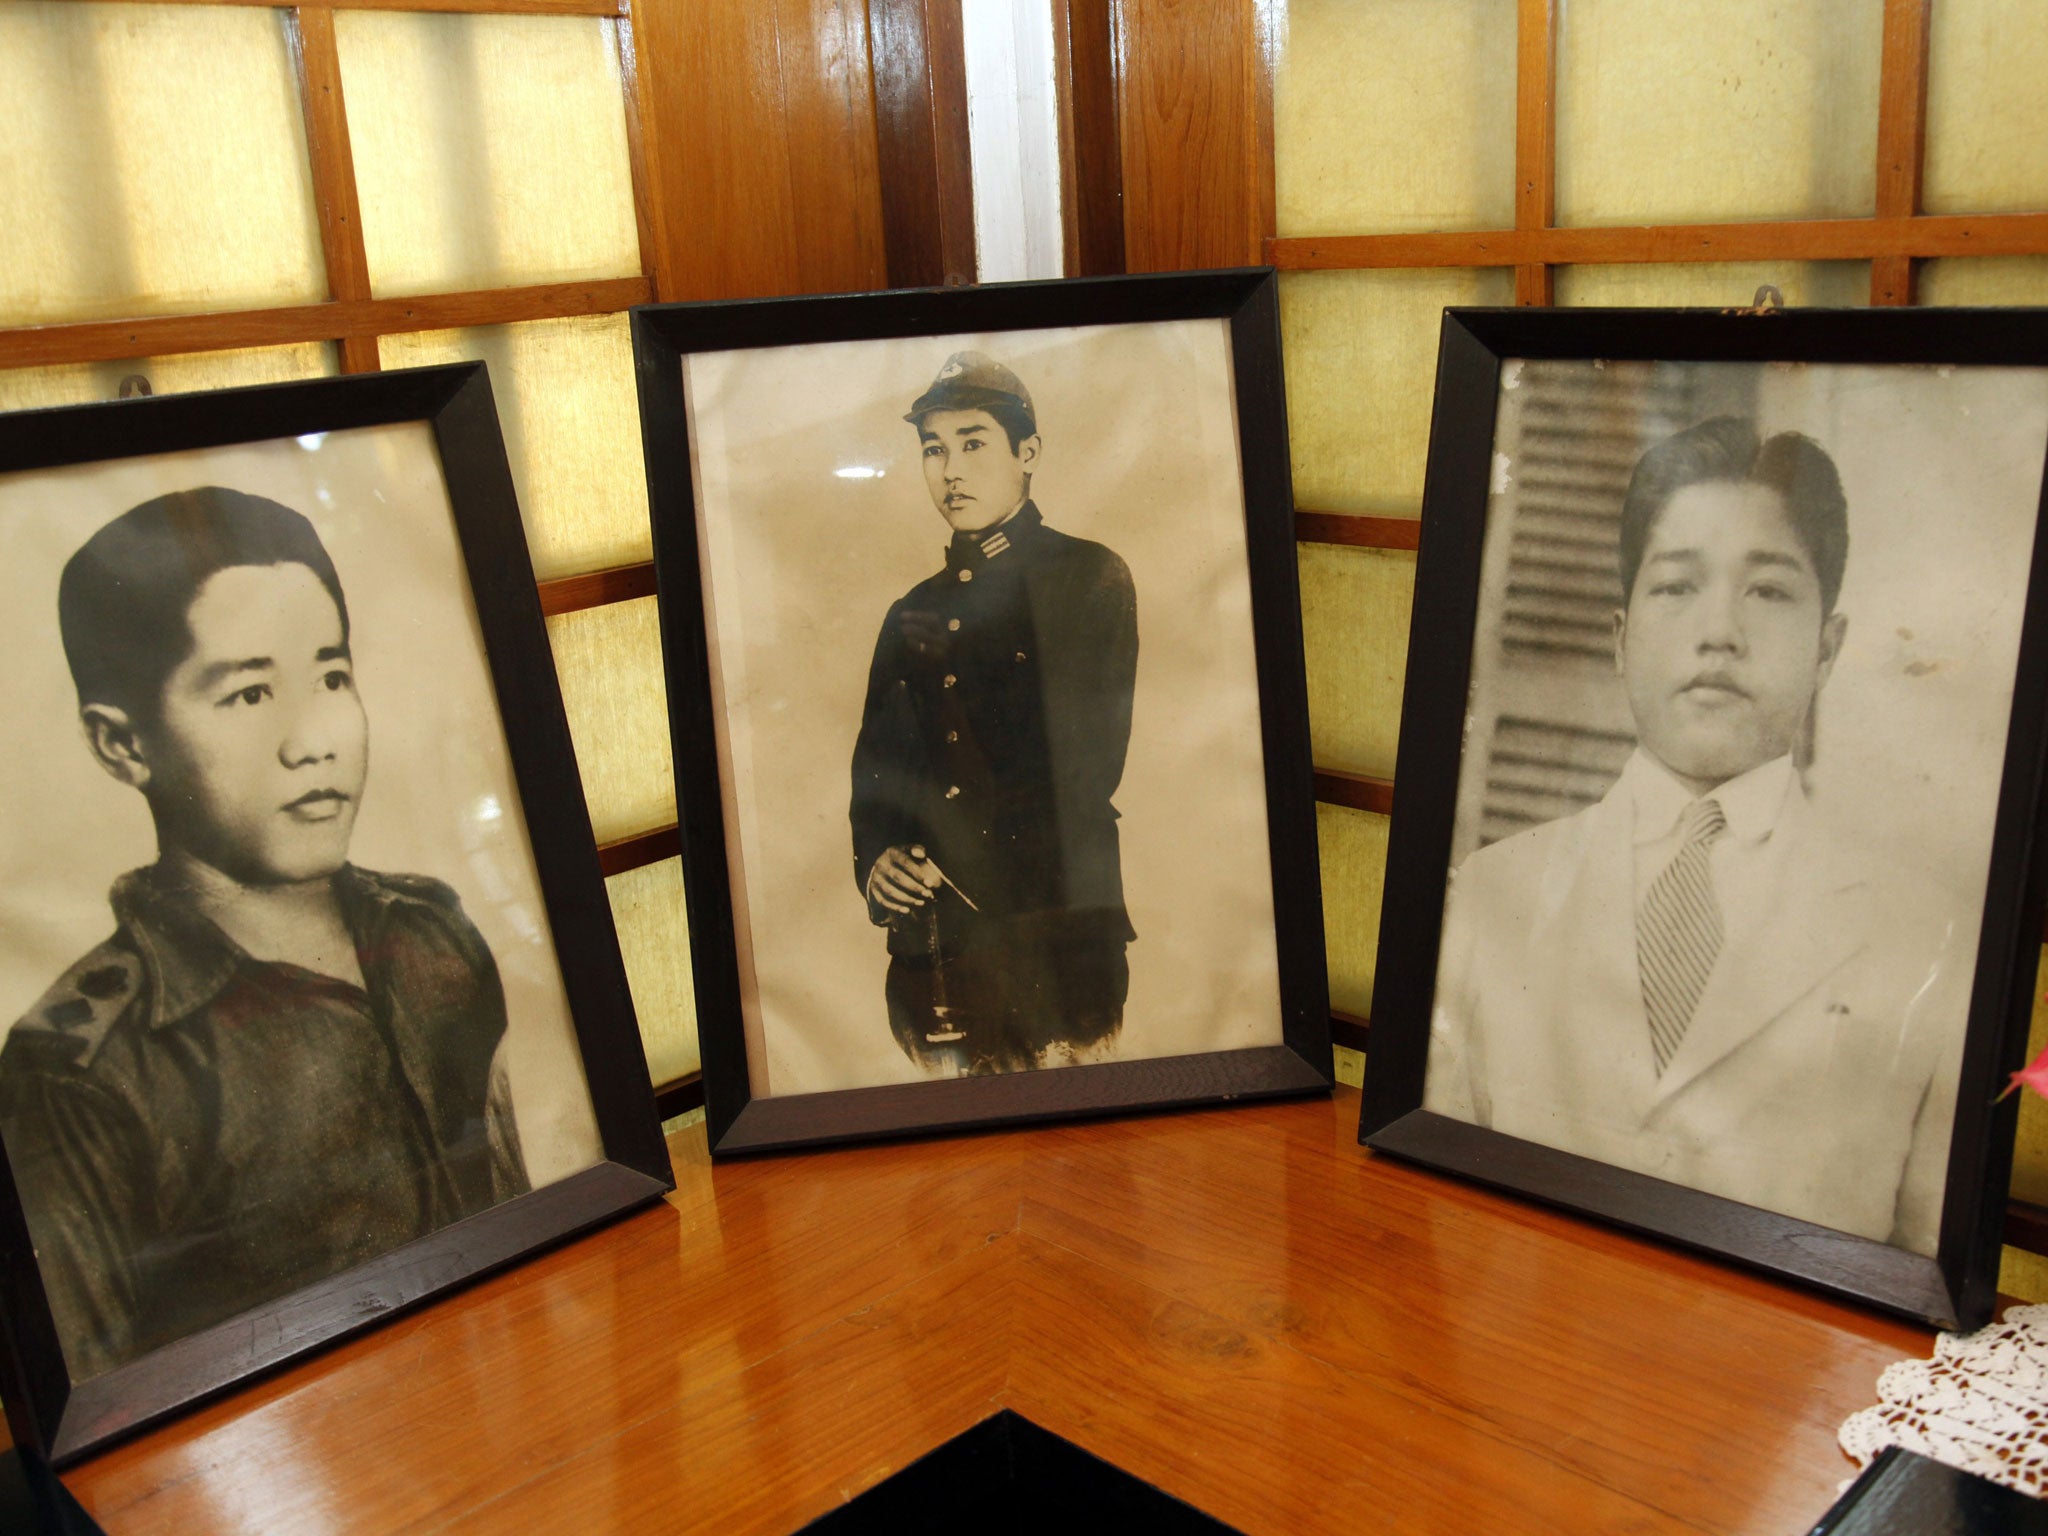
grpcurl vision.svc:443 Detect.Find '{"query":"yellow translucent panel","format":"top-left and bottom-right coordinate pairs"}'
top-left (0, 342), bottom-right (337, 415)
top-left (1555, 262), bottom-right (1869, 309)
top-left (1555, 0), bottom-right (1880, 226)
top-left (1281, 267), bottom-right (1515, 514)
top-left (1332, 1042), bottom-right (1365, 1089)
top-left (1273, 0), bottom-right (1516, 236)
top-left (606, 857), bottom-right (699, 1085)
top-left (545, 597), bottom-right (676, 844)
top-left (1919, 257), bottom-right (2048, 308)
top-left (0, 3), bottom-right (324, 324)
top-left (1319, 802), bottom-right (1388, 1019)
top-left (337, 11), bottom-right (641, 297)
top-left (1925, 1), bottom-right (2048, 215)
top-left (2003, 1247), bottom-right (2048, 1305)
top-left (381, 315), bottom-right (651, 579)
top-left (1299, 544), bottom-right (1413, 779)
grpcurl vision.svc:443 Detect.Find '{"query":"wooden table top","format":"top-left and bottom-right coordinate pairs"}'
top-left (63, 1087), bottom-right (1930, 1534)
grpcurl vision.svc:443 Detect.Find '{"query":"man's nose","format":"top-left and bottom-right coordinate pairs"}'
top-left (279, 698), bottom-right (340, 766)
top-left (1696, 585), bottom-right (1745, 652)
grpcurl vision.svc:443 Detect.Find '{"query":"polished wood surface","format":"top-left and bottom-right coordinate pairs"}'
top-left (64, 1090), bottom-right (1928, 1534)
top-left (1512, 0), bottom-right (1557, 308)
top-left (1295, 508), bottom-right (1421, 551)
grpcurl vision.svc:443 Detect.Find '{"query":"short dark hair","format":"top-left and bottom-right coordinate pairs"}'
top-left (58, 486), bottom-right (350, 718)
top-left (915, 400), bottom-right (1038, 454)
top-left (1617, 416), bottom-right (1849, 614)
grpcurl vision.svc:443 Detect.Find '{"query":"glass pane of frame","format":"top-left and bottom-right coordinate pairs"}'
top-left (1273, 0), bottom-right (1517, 237)
top-left (1924, 0), bottom-right (2048, 216)
top-left (545, 595), bottom-right (676, 846)
top-left (337, 11), bottom-right (642, 298)
top-left (1555, 0), bottom-right (1881, 226)
top-left (1280, 267), bottom-right (1517, 514)
top-left (0, 2), bottom-right (325, 325)
top-left (606, 857), bottom-right (700, 1085)
top-left (1299, 543), bottom-right (1412, 780)
top-left (0, 342), bottom-right (339, 415)
top-left (382, 314), bottom-right (652, 581)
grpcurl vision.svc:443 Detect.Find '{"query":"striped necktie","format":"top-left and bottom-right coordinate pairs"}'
top-left (1638, 797), bottom-right (1728, 1075)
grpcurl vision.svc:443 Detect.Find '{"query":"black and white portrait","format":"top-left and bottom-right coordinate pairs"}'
top-left (0, 425), bottom-right (604, 1380)
top-left (682, 319), bottom-right (1285, 1096)
top-left (1422, 358), bottom-right (2048, 1255)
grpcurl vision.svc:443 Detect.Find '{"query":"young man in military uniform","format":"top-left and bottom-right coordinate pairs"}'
top-left (0, 487), bottom-right (528, 1379)
top-left (851, 352), bottom-right (1140, 1076)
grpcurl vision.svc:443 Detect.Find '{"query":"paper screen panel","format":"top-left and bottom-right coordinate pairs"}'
top-left (336, 11), bottom-right (642, 298)
top-left (1555, 262), bottom-right (1870, 309)
top-left (381, 316), bottom-right (651, 580)
top-left (0, 342), bottom-right (338, 415)
top-left (1918, 257), bottom-right (2048, 308)
top-left (1319, 803), bottom-right (1388, 1020)
top-left (1555, 0), bottom-right (1880, 227)
top-left (1299, 544), bottom-right (1413, 780)
top-left (606, 857), bottom-right (699, 1084)
top-left (1281, 267), bottom-right (1516, 515)
top-left (0, 2), bottom-right (324, 325)
top-left (545, 597), bottom-right (676, 845)
top-left (1273, 0), bottom-right (1515, 237)
top-left (1924, 0), bottom-right (2048, 216)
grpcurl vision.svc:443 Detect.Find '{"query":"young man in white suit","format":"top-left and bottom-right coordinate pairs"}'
top-left (1425, 417), bottom-right (1965, 1256)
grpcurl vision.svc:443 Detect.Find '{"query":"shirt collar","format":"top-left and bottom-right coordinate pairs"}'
top-left (1619, 749), bottom-right (1796, 848)
top-left (945, 500), bottom-right (1041, 570)
top-left (109, 864), bottom-right (420, 1028)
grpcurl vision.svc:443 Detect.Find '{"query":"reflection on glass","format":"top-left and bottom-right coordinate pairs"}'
top-left (1274, 0), bottom-right (1516, 237)
top-left (382, 315), bottom-right (651, 580)
top-left (1280, 267), bottom-right (1516, 514)
top-left (545, 596), bottom-right (676, 846)
top-left (1556, 0), bottom-right (1879, 226)
top-left (0, 2), bottom-right (326, 325)
top-left (336, 11), bottom-right (642, 297)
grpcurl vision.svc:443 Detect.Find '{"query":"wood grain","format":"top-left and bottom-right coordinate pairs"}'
top-left (1871, 0), bottom-right (1932, 306)
top-left (287, 7), bottom-right (379, 374)
top-left (1269, 213), bottom-right (2048, 271)
top-left (1312, 768), bottom-right (1394, 817)
top-left (868, 0), bottom-right (975, 288)
top-left (595, 823), bottom-right (681, 877)
top-left (77, 0), bottom-right (627, 11)
top-left (536, 559), bottom-right (658, 616)
top-left (1513, 0), bottom-right (1557, 308)
top-left (1052, 0), bottom-right (1126, 277)
top-left (0, 279), bottom-right (652, 370)
top-left (1295, 509), bottom-right (1420, 551)
top-left (61, 1093), bottom-right (1943, 1534)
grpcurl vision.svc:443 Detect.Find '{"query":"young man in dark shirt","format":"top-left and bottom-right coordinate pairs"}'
top-left (0, 486), bottom-right (527, 1379)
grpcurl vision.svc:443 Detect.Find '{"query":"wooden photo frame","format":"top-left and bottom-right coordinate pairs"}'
top-left (0, 365), bottom-right (672, 1464)
top-left (1362, 306), bottom-right (2048, 1329)
top-left (635, 270), bottom-right (1331, 1155)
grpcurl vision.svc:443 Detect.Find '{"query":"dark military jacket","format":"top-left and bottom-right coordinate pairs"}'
top-left (0, 864), bottom-right (528, 1380)
top-left (850, 503), bottom-right (1138, 959)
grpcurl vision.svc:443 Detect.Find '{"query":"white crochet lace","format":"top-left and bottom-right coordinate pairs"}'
top-left (1838, 1302), bottom-right (2048, 1498)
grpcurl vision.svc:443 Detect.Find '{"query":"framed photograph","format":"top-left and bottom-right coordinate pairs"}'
top-left (1361, 306), bottom-right (2048, 1329)
top-left (635, 270), bottom-right (1331, 1154)
top-left (0, 366), bottom-right (672, 1464)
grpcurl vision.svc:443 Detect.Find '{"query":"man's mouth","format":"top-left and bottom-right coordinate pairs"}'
top-left (283, 789), bottom-right (351, 821)
top-left (1679, 671), bottom-right (1750, 701)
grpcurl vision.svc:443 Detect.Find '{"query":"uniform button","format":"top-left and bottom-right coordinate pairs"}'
top-left (1015, 650), bottom-right (1028, 662)
top-left (957, 569), bottom-right (973, 583)
top-left (946, 730), bottom-right (959, 743)
top-left (945, 785), bottom-right (961, 799)
top-left (943, 674), bottom-right (957, 688)
top-left (947, 618), bottom-right (961, 632)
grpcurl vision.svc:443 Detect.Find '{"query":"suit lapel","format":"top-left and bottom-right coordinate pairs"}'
top-left (1653, 793), bottom-right (1870, 1105)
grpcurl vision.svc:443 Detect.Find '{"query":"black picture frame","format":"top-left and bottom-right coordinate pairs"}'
top-left (634, 269), bottom-right (1332, 1155)
top-left (1361, 306), bottom-right (2048, 1330)
top-left (0, 365), bottom-right (673, 1465)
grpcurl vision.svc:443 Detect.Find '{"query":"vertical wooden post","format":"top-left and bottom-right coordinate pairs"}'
top-left (1872, 0), bottom-right (1931, 306)
top-left (288, 6), bottom-right (379, 373)
top-left (612, 15), bottom-right (666, 302)
top-left (1513, 0), bottom-right (1557, 307)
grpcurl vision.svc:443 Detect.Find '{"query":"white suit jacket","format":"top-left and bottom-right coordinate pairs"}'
top-left (1423, 768), bottom-right (1966, 1255)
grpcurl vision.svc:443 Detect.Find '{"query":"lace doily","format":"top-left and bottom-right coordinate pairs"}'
top-left (1838, 1302), bottom-right (2048, 1498)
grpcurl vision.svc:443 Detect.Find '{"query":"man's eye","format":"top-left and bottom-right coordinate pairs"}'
top-left (1649, 580), bottom-right (1694, 597)
top-left (923, 444), bottom-right (942, 458)
top-left (961, 439), bottom-right (980, 451)
top-left (322, 669), bottom-right (354, 691)
top-left (1751, 582), bottom-right (1794, 602)
top-left (222, 683), bottom-right (272, 708)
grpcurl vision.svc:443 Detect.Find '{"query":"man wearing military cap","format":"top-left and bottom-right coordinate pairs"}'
top-left (850, 351), bottom-right (1139, 1074)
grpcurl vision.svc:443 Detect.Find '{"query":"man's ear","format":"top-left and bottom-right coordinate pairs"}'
top-left (1611, 607), bottom-right (1628, 678)
top-left (1016, 433), bottom-right (1041, 474)
top-left (1815, 610), bottom-right (1848, 692)
top-left (81, 704), bottom-right (152, 790)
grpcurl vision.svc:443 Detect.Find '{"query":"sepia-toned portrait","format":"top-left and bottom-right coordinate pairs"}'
top-left (678, 316), bottom-right (1293, 1102)
top-left (0, 421), bottom-right (606, 1384)
top-left (1419, 356), bottom-right (2048, 1260)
